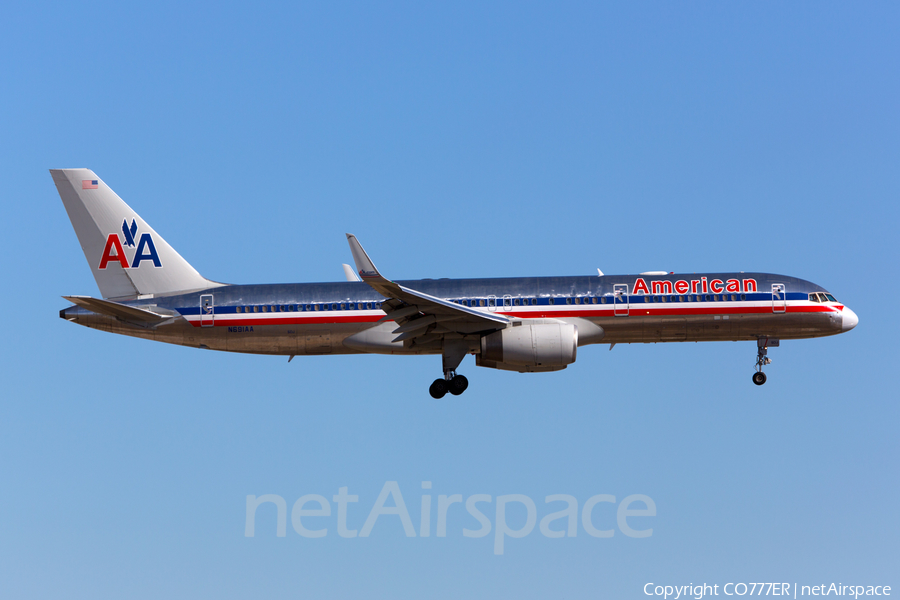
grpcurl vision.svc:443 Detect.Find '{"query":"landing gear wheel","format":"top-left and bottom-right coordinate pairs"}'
top-left (429, 378), bottom-right (448, 399)
top-left (448, 375), bottom-right (469, 396)
top-left (752, 372), bottom-right (767, 386)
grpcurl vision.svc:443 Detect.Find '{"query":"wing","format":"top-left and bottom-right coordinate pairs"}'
top-left (346, 234), bottom-right (509, 344)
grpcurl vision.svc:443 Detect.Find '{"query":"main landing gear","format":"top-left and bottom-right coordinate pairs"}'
top-left (429, 372), bottom-right (469, 399)
top-left (429, 340), bottom-right (470, 398)
top-left (753, 337), bottom-right (779, 386)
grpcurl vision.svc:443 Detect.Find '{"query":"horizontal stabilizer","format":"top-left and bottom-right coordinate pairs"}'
top-left (63, 295), bottom-right (179, 325)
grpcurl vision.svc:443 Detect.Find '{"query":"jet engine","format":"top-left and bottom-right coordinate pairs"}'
top-left (478, 323), bottom-right (577, 372)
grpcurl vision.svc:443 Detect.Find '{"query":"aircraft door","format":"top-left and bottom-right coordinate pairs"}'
top-left (772, 283), bottom-right (786, 313)
top-left (614, 284), bottom-right (629, 316)
top-left (200, 294), bottom-right (214, 327)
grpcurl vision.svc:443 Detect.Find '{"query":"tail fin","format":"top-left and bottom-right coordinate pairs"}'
top-left (51, 169), bottom-right (221, 299)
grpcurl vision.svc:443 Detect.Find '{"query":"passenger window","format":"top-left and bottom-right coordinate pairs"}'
top-left (741, 294), bottom-right (746, 301)
top-left (549, 298), bottom-right (555, 305)
top-left (592, 297), bottom-right (598, 304)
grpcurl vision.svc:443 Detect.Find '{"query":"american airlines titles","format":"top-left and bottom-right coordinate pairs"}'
top-left (632, 277), bottom-right (758, 295)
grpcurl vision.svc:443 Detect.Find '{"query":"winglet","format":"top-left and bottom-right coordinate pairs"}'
top-left (342, 263), bottom-right (361, 282)
top-left (346, 234), bottom-right (388, 283)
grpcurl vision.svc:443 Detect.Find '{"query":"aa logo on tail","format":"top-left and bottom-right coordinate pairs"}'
top-left (99, 218), bottom-right (162, 270)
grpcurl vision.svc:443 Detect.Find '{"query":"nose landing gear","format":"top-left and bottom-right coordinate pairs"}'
top-left (753, 337), bottom-right (778, 386)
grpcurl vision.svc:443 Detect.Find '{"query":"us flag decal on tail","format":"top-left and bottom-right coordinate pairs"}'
top-left (82, 180), bottom-right (98, 189)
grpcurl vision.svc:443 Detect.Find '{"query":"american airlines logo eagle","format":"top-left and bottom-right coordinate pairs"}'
top-left (98, 218), bottom-right (162, 269)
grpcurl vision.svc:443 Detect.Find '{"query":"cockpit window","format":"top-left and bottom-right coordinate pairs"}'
top-left (809, 293), bottom-right (821, 302)
top-left (825, 293), bottom-right (837, 302)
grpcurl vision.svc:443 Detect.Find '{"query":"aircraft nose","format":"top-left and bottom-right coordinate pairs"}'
top-left (842, 307), bottom-right (859, 332)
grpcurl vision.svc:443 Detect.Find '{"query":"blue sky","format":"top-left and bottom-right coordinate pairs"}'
top-left (1, 2), bottom-right (898, 598)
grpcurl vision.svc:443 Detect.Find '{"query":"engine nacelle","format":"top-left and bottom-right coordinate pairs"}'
top-left (480, 323), bottom-right (577, 369)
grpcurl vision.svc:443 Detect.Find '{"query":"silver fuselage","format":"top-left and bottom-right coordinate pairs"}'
top-left (60, 272), bottom-right (852, 356)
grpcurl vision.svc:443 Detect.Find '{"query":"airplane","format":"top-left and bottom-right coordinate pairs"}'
top-left (52, 169), bottom-right (859, 398)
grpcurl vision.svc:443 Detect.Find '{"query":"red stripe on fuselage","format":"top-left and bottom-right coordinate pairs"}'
top-left (187, 304), bottom-right (840, 327)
